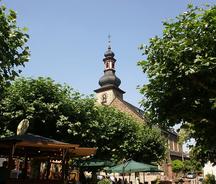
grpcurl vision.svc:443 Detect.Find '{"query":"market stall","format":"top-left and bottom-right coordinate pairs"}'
top-left (0, 133), bottom-right (96, 184)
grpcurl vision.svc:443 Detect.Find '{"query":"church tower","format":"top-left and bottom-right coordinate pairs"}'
top-left (94, 44), bottom-right (125, 105)
top-left (94, 43), bottom-right (185, 181)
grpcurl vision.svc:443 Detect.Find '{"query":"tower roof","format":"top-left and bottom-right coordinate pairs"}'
top-left (98, 45), bottom-right (121, 88)
top-left (104, 45), bottom-right (115, 57)
top-left (99, 70), bottom-right (121, 87)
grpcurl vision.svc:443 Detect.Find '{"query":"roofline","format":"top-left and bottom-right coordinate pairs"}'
top-left (94, 85), bottom-right (125, 94)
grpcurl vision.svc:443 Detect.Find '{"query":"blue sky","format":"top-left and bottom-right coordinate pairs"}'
top-left (2, 0), bottom-right (215, 107)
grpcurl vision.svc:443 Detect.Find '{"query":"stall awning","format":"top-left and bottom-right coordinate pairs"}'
top-left (0, 133), bottom-right (96, 158)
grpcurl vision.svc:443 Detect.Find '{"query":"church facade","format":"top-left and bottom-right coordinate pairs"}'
top-left (94, 45), bottom-right (186, 180)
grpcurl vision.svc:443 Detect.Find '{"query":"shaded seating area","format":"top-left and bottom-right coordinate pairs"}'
top-left (0, 133), bottom-right (96, 184)
top-left (107, 159), bottom-right (163, 184)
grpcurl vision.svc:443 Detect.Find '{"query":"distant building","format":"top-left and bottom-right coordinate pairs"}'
top-left (94, 44), bottom-right (187, 180)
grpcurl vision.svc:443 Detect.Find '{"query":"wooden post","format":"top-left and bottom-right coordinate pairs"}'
top-left (129, 173), bottom-right (131, 183)
top-left (62, 149), bottom-right (68, 181)
top-left (8, 144), bottom-right (15, 172)
top-left (143, 172), bottom-right (146, 184)
top-left (23, 153), bottom-right (28, 179)
top-left (62, 149), bottom-right (65, 181)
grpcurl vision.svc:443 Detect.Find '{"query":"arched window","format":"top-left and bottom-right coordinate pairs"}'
top-left (102, 93), bottom-right (107, 103)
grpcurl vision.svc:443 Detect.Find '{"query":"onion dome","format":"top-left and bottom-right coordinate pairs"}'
top-left (98, 45), bottom-right (121, 88)
top-left (99, 70), bottom-right (121, 87)
top-left (104, 45), bottom-right (115, 57)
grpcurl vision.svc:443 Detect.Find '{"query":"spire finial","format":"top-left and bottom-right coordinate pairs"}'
top-left (104, 34), bottom-right (115, 57)
top-left (108, 34), bottom-right (111, 49)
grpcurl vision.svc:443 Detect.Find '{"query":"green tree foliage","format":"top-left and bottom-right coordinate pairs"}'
top-left (172, 160), bottom-right (184, 174)
top-left (172, 159), bottom-right (202, 176)
top-left (59, 105), bottom-right (166, 162)
top-left (0, 77), bottom-right (76, 137)
top-left (0, 77), bottom-right (166, 163)
top-left (183, 159), bottom-right (202, 173)
top-left (97, 179), bottom-right (111, 184)
top-left (203, 174), bottom-right (216, 184)
top-left (0, 3), bottom-right (30, 93)
top-left (138, 4), bottom-right (216, 164)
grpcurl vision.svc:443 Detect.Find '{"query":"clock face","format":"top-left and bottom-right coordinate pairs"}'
top-left (101, 93), bottom-right (107, 103)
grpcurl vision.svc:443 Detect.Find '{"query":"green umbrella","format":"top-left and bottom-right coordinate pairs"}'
top-left (78, 158), bottom-right (114, 167)
top-left (108, 160), bottom-right (162, 173)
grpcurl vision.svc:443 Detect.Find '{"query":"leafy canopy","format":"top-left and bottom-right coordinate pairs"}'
top-left (172, 159), bottom-right (202, 176)
top-left (183, 159), bottom-right (202, 173)
top-left (0, 3), bottom-right (30, 92)
top-left (0, 77), bottom-right (77, 138)
top-left (0, 77), bottom-right (166, 163)
top-left (203, 174), bottom-right (216, 184)
top-left (138, 4), bottom-right (216, 164)
top-left (172, 160), bottom-right (184, 174)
